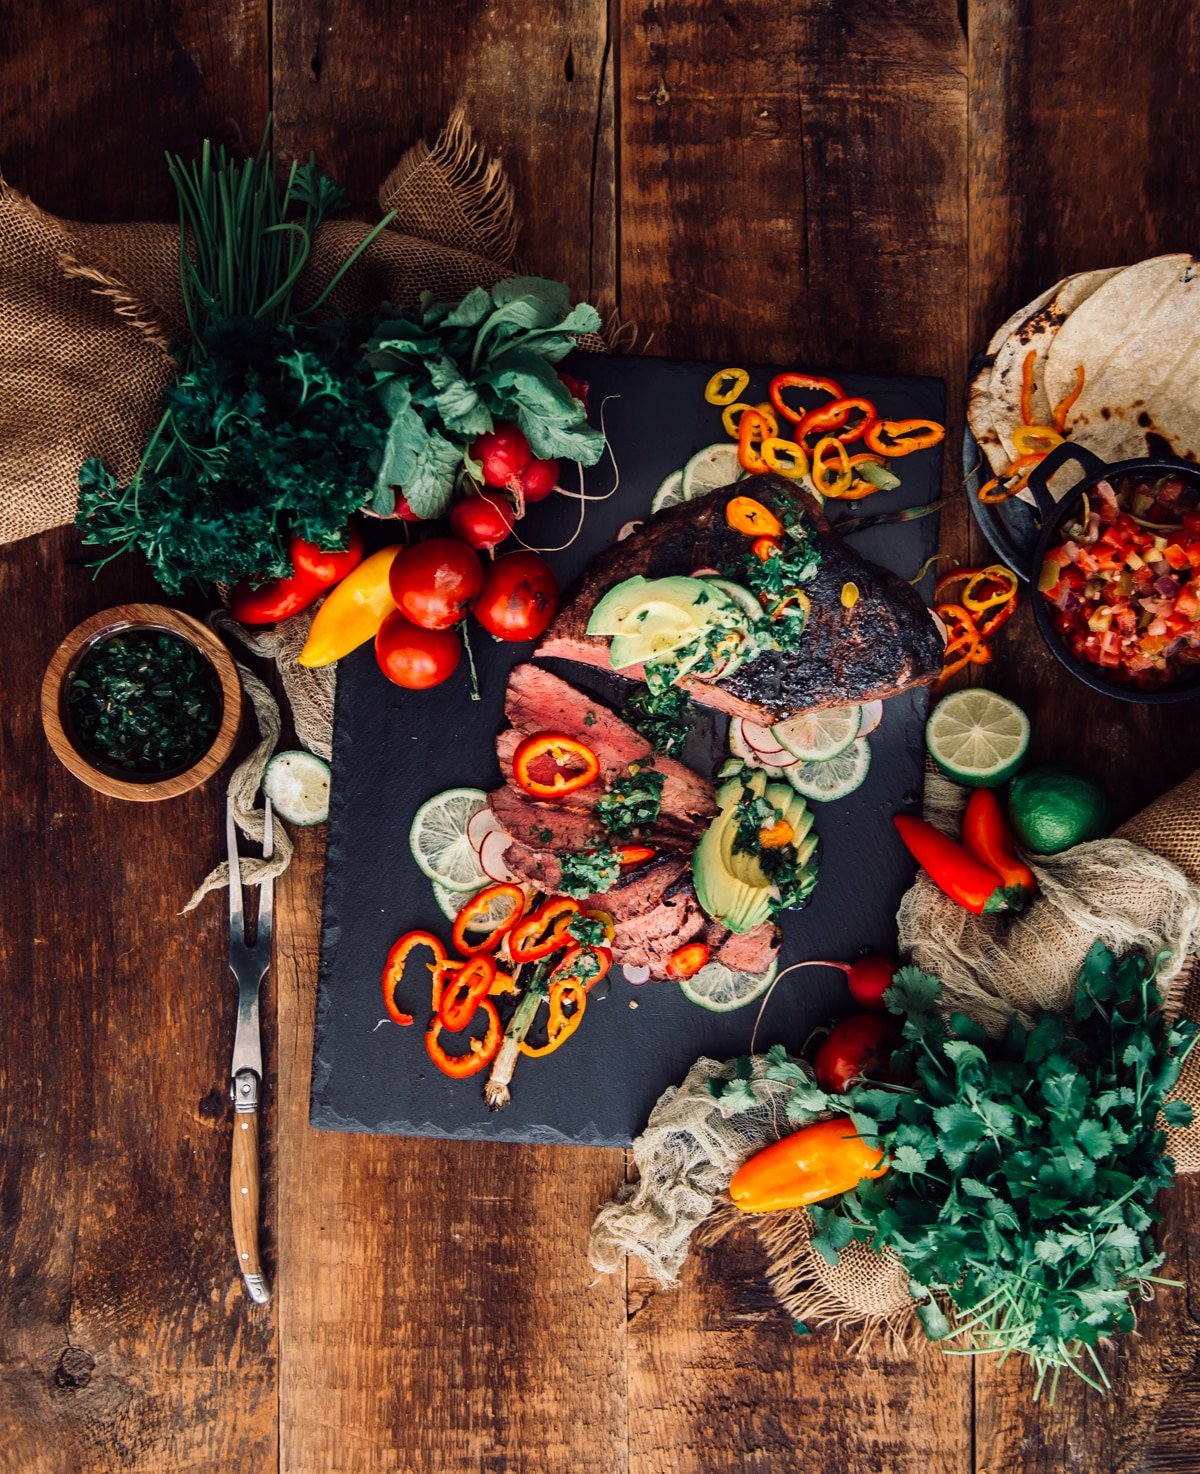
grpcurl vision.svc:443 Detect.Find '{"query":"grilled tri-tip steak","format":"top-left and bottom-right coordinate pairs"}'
top-left (488, 664), bottom-right (780, 979)
top-left (536, 474), bottom-right (945, 724)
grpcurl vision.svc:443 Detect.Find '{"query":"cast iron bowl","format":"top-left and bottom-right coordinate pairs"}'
top-left (41, 603), bottom-right (242, 800)
top-left (1025, 442), bottom-right (1200, 705)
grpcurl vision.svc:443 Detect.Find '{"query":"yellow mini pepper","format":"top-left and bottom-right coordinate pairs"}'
top-left (297, 544), bottom-right (403, 667)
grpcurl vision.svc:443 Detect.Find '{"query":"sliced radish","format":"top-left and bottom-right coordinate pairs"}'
top-left (478, 829), bottom-right (519, 882)
top-left (689, 566), bottom-right (721, 578)
top-left (616, 520), bottom-right (643, 542)
top-left (740, 719), bottom-right (791, 760)
top-left (467, 805), bottom-right (505, 856)
top-left (623, 965), bottom-right (651, 985)
top-left (858, 699), bottom-right (884, 736)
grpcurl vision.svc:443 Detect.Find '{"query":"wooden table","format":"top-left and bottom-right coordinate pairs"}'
top-left (3, 4), bottom-right (1200, 1470)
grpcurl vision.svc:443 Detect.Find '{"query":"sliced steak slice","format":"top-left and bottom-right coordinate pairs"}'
top-left (537, 475), bottom-right (944, 724)
top-left (502, 665), bottom-right (715, 828)
top-left (488, 786), bottom-right (605, 854)
top-left (714, 921), bottom-right (781, 975)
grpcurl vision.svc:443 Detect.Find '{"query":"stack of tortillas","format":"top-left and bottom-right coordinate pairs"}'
top-left (968, 254), bottom-right (1200, 502)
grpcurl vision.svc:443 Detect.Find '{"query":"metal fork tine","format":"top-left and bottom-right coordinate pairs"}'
top-left (227, 794), bottom-right (244, 946)
top-left (257, 798), bottom-right (274, 953)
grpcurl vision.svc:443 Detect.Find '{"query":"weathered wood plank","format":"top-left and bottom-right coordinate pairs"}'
top-left (270, 10), bottom-right (626, 1472)
top-left (0, 6), bottom-right (275, 1471)
top-left (617, 4), bottom-right (973, 1470)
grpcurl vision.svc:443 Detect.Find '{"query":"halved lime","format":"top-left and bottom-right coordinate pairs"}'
top-left (772, 705), bottom-right (862, 762)
top-left (925, 689), bottom-right (1030, 788)
top-left (678, 959), bottom-right (778, 1012)
top-left (785, 738), bottom-right (872, 801)
top-left (650, 469), bottom-right (686, 513)
top-left (682, 442), bottom-right (743, 500)
top-left (409, 787), bottom-right (490, 890)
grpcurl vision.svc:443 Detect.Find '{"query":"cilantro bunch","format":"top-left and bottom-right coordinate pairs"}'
top-left (365, 277), bottom-right (606, 518)
top-left (763, 945), bottom-right (1196, 1398)
top-left (78, 317), bottom-right (388, 592)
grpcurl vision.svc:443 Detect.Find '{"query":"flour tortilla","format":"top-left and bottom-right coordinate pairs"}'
top-left (989, 267), bottom-right (1122, 468)
top-left (966, 279), bottom-right (1066, 476)
top-left (1044, 253), bottom-right (1200, 463)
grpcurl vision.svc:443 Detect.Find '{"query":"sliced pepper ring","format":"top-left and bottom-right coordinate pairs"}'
top-left (761, 437), bottom-right (809, 479)
top-left (863, 419), bottom-right (946, 457)
top-left (726, 495), bottom-right (783, 537)
top-left (667, 941), bottom-right (711, 978)
top-left (704, 367), bottom-right (750, 405)
top-left (811, 436), bottom-right (853, 497)
top-left (796, 396), bottom-right (877, 444)
top-left (509, 896), bottom-right (582, 962)
top-left (517, 979), bottom-right (588, 1058)
top-left (438, 953), bottom-right (498, 1031)
top-left (425, 997), bottom-right (502, 1078)
top-left (451, 883), bottom-right (526, 956)
top-left (768, 372), bottom-right (845, 424)
top-left (512, 733), bottom-right (601, 798)
top-left (381, 930), bottom-right (445, 1027)
top-left (737, 407), bottom-right (771, 474)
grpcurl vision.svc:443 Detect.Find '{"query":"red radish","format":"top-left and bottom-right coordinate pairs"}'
top-left (689, 566), bottom-right (721, 578)
top-left (451, 492), bottom-right (515, 550)
top-left (623, 965), bottom-right (651, 985)
top-left (741, 719), bottom-right (790, 757)
top-left (787, 955), bottom-right (899, 1011)
top-left (616, 520), bottom-right (643, 542)
top-left (466, 806), bottom-right (504, 855)
top-left (858, 699), bottom-right (884, 736)
top-left (473, 424), bottom-right (531, 487)
top-left (518, 457), bottom-right (559, 503)
top-left (394, 493), bottom-right (423, 522)
top-left (558, 372), bottom-right (590, 412)
top-left (815, 1014), bottom-right (899, 1092)
top-left (478, 829), bottom-right (519, 883)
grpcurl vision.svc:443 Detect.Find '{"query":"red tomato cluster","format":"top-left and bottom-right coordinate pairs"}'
top-left (377, 541), bottom-right (560, 690)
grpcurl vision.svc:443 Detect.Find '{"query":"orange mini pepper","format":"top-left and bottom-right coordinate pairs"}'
top-left (450, 883), bottom-right (526, 956)
top-left (512, 733), bottom-right (601, 798)
top-left (380, 930), bottom-right (445, 1027)
top-left (863, 419), bottom-right (946, 457)
top-left (737, 408), bottom-right (772, 474)
top-left (729, 1117), bottom-right (888, 1213)
top-left (726, 496), bottom-right (783, 537)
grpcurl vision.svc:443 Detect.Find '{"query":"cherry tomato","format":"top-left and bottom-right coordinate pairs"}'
top-left (814, 1014), bottom-right (900, 1093)
top-left (451, 493), bottom-right (515, 551)
top-left (473, 552), bottom-right (560, 641)
top-left (388, 537), bottom-right (483, 630)
top-left (375, 611), bottom-right (461, 689)
top-left (473, 424), bottom-right (531, 487)
top-left (519, 457), bottom-right (559, 503)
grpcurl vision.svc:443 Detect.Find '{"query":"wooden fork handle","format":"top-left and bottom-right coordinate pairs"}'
top-left (230, 1070), bottom-right (271, 1305)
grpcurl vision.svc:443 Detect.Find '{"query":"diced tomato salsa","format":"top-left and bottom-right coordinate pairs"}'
top-left (1039, 474), bottom-right (1200, 687)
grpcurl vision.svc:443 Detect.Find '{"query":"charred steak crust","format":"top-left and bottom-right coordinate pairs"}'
top-left (537, 474), bottom-right (944, 719)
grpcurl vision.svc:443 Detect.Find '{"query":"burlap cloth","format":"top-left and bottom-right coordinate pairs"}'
top-left (590, 767), bottom-right (1200, 1344)
top-left (0, 110), bottom-right (523, 545)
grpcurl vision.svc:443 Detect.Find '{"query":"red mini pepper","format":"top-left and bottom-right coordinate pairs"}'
top-left (961, 788), bottom-right (1038, 909)
top-left (380, 929), bottom-right (445, 1027)
top-left (229, 528), bottom-right (364, 625)
top-left (893, 814), bottom-right (1012, 914)
top-left (666, 942), bottom-right (710, 979)
top-left (617, 844), bottom-right (656, 867)
top-left (795, 396), bottom-right (877, 444)
top-left (438, 954), bottom-right (498, 1031)
top-left (768, 372), bottom-right (845, 424)
top-left (425, 997), bottom-right (502, 1078)
top-left (512, 733), bottom-right (601, 799)
top-left (450, 883), bottom-right (526, 956)
top-left (863, 419), bottom-right (946, 457)
top-left (509, 896), bottom-right (581, 962)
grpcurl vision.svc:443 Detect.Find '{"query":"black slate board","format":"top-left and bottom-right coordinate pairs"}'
top-left (311, 354), bottom-right (945, 1146)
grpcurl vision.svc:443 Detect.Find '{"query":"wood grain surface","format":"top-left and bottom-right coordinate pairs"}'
top-left (2, 2), bottom-right (1199, 1472)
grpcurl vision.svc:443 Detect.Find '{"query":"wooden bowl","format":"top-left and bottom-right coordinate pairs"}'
top-left (41, 603), bottom-right (242, 801)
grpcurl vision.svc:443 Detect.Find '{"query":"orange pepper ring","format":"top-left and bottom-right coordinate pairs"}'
top-left (450, 883), bottom-right (526, 956)
top-left (726, 495), bottom-right (783, 537)
top-left (438, 953), bottom-right (498, 1031)
top-left (381, 930), bottom-right (446, 1027)
top-left (518, 979), bottom-right (587, 1057)
top-left (425, 998), bottom-right (502, 1078)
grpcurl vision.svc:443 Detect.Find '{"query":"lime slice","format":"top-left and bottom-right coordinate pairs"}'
top-left (409, 787), bottom-right (490, 890)
top-left (262, 750), bottom-right (331, 826)
top-left (651, 469), bottom-right (686, 513)
top-left (925, 689), bottom-right (1030, 788)
top-left (682, 442), bottom-right (743, 500)
top-left (785, 738), bottom-right (872, 801)
top-left (678, 959), bottom-right (778, 1012)
top-left (772, 705), bottom-right (862, 761)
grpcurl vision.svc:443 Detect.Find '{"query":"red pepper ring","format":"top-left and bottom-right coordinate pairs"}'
top-left (512, 732), bottom-right (601, 799)
top-left (616, 843), bottom-right (656, 867)
top-left (667, 941), bottom-right (711, 979)
top-left (550, 942), bottom-right (614, 993)
top-left (425, 997), bottom-right (502, 1078)
top-left (795, 396), bottom-right (878, 445)
top-left (438, 953), bottom-right (498, 1031)
top-left (863, 418), bottom-right (946, 457)
top-left (737, 407), bottom-right (771, 474)
top-left (768, 372), bottom-right (845, 424)
top-left (450, 883), bottom-right (526, 956)
top-left (518, 979), bottom-right (588, 1058)
top-left (380, 930), bottom-right (445, 1027)
top-left (509, 896), bottom-right (582, 962)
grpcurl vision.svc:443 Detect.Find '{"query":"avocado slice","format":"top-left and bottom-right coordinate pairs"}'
top-left (588, 575), bottom-right (746, 637)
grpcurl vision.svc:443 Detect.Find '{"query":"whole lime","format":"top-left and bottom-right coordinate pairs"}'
top-left (1006, 763), bottom-right (1114, 855)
